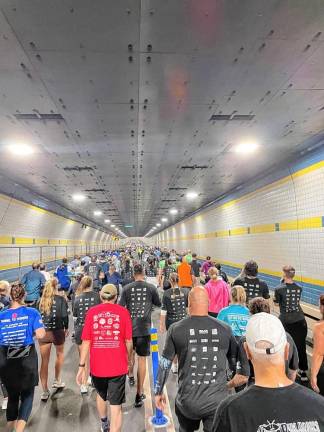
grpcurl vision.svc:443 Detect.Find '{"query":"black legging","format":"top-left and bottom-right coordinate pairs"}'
top-left (283, 319), bottom-right (308, 371)
top-left (6, 387), bottom-right (35, 422)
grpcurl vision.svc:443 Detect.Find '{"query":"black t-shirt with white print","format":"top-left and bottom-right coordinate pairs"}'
top-left (119, 281), bottom-right (161, 337)
top-left (161, 287), bottom-right (189, 327)
top-left (212, 383), bottom-right (324, 432)
top-left (73, 291), bottom-right (101, 329)
top-left (161, 316), bottom-right (238, 419)
top-left (38, 295), bottom-right (69, 330)
top-left (274, 282), bottom-right (305, 324)
top-left (234, 277), bottom-right (270, 303)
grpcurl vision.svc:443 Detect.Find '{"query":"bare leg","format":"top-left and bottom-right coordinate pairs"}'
top-left (128, 350), bottom-right (135, 378)
top-left (96, 393), bottom-right (107, 419)
top-left (15, 420), bottom-right (27, 432)
top-left (110, 405), bottom-right (122, 432)
top-left (39, 343), bottom-right (52, 391)
top-left (54, 344), bottom-right (65, 381)
top-left (78, 345), bottom-right (89, 385)
top-left (137, 356), bottom-right (146, 395)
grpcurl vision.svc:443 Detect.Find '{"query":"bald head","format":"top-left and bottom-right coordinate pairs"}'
top-left (188, 286), bottom-right (209, 316)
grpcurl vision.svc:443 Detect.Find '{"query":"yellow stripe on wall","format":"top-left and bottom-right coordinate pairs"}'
top-left (15, 237), bottom-right (33, 245)
top-left (250, 224), bottom-right (275, 234)
top-left (0, 236), bottom-right (12, 244)
top-left (34, 238), bottom-right (49, 245)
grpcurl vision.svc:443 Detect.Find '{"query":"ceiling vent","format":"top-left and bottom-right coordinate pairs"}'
top-left (181, 165), bottom-right (208, 170)
top-left (169, 187), bottom-right (187, 190)
top-left (95, 200), bottom-right (111, 204)
top-left (85, 188), bottom-right (106, 192)
top-left (209, 114), bottom-right (254, 121)
top-left (63, 166), bottom-right (93, 172)
top-left (162, 199), bottom-right (177, 202)
top-left (14, 113), bottom-right (64, 121)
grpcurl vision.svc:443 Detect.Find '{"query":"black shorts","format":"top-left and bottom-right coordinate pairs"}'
top-left (38, 329), bottom-right (65, 346)
top-left (132, 335), bottom-right (151, 357)
top-left (74, 327), bottom-right (83, 346)
top-left (92, 374), bottom-right (126, 405)
top-left (175, 405), bottom-right (214, 432)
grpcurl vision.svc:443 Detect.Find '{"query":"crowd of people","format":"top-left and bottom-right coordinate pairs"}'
top-left (0, 245), bottom-right (323, 432)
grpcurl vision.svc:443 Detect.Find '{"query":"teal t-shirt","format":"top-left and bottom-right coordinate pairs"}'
top-left (217, 304), bottom-right (250, 337)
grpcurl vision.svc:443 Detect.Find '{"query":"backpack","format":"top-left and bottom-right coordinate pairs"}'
top-left (55, 265), bottom-right (71, 290)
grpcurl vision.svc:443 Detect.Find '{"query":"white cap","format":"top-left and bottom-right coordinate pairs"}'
top-left (246, 312), bottom-right (287, 355)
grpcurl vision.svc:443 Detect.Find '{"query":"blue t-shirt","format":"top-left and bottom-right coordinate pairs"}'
top-left (217, 304), bottom-right (250, 337)
top-left (21, 269), bottom-right (46, 301)
top-left (0, 306), bottom-right (44, 346)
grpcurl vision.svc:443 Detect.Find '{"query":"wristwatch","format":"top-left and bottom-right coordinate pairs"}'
top-left (79, 363), bottom-right (85, 367)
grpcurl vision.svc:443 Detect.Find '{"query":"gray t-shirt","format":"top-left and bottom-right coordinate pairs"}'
top-left (274, 282), bottom-right (305, 324)
top-left (119, 280), bottom-right (161, 337)
top-left (162, 316), bottom-right (238, 418)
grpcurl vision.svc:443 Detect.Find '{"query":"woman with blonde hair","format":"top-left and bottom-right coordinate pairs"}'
top-left (217, 285), bottom-right (250, 337)
top-left (204, 267), bottom-right (230, 318)
top-left (73, 275), bottom-right (100, 394)
top-left (37, 278), bottom-right (69, 401)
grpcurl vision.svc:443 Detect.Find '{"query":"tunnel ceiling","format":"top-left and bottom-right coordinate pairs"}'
top-left (1, 1), bottom-right (324, 236)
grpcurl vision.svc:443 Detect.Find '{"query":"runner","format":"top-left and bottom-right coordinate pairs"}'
top-left (119, 263), bottom-right (161, 407)
top-left (233, 260), bottom-right (270, 303)
top-left (73, 276), bottom-right (101, 394)
top-left (190, 253), bottom-right (201, 286)
top-left (161, 258), bottom-right (175, 290)
top-left (217, 286), bottom-right (250, 337)
top-left (84, 255), bottom-right (101, 292)
top-left (77, 284), bottom-right (133, 432)
top-left (214, 263), bottom-right (229, 283)
top-left (20, 263), bottom-right (46, 306)
top-left (212, 313), bottom-right (324, 431)
top-left (177, 256), bottom-right (193, 289)
top-left (160, 273), bottom-right (189, 373)
top-left (54, 258), bottom-right (72, 297)
top-left (204, 267), bottom-right (230, 318)
top-left (105, 264), bottom-right (122, 295)
top-left (39, 264), bottom-right (51, 282)
top-left (37, 278), bottom-right (69, 401)
top-left (274, 265), bottom-right (308, 381)
top-left (155, 286), bottom-right (238, 432)
top-left (0, 283), bottom-right (45, 432)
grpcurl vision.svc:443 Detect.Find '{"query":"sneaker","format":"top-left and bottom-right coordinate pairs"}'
top-left (1, 397), bottom-right (8, 410)
top-left (171, 363), bottom-right (178, 374)
top-left (100, 419), bottom-right (110, 432)
top-left (52, 380), bottom-right (65, 389)
top-left (134, 393), bottom-right (145, 408)
top-left (87, 376), bottom-right (92, 386)
top-left (80, 384), bottom-right (88, 395)
top-left (41, 390), bottom-right (50, 401)
top-left (299, 370), bottom-right (309, 382)
top-left (128, 376), bottom-right (135, 387)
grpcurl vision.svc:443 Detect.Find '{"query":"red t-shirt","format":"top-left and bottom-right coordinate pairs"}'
top-left (82, 303), bottom-right (132, 377)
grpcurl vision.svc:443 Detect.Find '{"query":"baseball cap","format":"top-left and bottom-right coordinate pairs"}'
top-left (246, 312), bottom-right (287, 355)
top-left (100, 284), bottom-right (117, 300)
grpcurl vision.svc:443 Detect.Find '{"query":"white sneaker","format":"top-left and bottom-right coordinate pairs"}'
top-left (41, 390), bottom-right (50, 401)
top-left (80, 384), bottom-right (88, 395)
top-left (87, 376), bottom-right (92, 386)
top-left (1, 397), bottom-right (8, 410)
top-left (52, 380), bottom-right (65, 389)
top-left (171, 363), bottom-right (178, 374)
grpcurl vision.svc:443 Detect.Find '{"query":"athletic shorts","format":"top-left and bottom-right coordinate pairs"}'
top-left (132, 335), bottom-right (151, 357)
top-left (92, 374), bottom-right (126, 405)
top-left (175, 405), bottom-right (214, 432)
top-left (38, 329), bottom-right (65, 346)
top-left (74, 327), bottom-right (83, 345)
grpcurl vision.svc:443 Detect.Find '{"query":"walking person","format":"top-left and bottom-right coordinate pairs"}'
top-left (20, 263), bottom-right (46, 306)
top-left (77, 284), bottom-right (133, 432)
top-left (155, 286), bottom-right (239, 432)
top-left (212, 313), bottom-right (324, 432)
top-left (233, 260), bottom-right (270, 303)
top-left (0, 280), bottom-right (10, 410)
top-left (37, 278), bottom-right (69, 401)
top-left (120, 263), bottom-right (161, 407)
top-left (54, 258), bottom-right (72, 297)
top-left (160, 273), bottom-right (189, 373)
top-left (311, 294), bottom-right (324, 395)
top-left (204, 267), bottom-right (230, 318)
top-left (161, 258), bottom-right (175, 290)
top-left (73, 275), bottom-right (101, 394)
top-left (274, 265), bottom-right (309, 382)
top-left (0, 283), bottom-right (45, 432)
top-left (217, 286), bottom-right (250, 337)
top-left (177, 256), bottom-right (193, 290)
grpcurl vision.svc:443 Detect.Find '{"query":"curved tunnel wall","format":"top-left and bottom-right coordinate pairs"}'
top-left (152, 148), bottom-right (324, 306)
top-left (0, 193), bottom-right (116, 281)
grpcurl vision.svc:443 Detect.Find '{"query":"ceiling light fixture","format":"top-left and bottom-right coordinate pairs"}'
top-left (156, 223), bottom-right (161, 227)
top-left (186, 191), bottom-right (198, 200)
top-left (169, 208), bottom-right (178, 215)
top-left (93, 210), bottom-right (102, 216)
top-left (111, 224), bottom-right (115, 227)
top-left (234, 141), bottom-right (258, 155)
top-left (72, 193), bottom-right (86, 202)
top-left (161, 218), bottom-right (168, 222)
top-left (8, 143), bottom-right (34, 156)
top-left (104, 219), bottom-right (111, 223)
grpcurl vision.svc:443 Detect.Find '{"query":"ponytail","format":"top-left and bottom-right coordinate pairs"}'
top-left (231, 285), bottom-right (246, 305)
